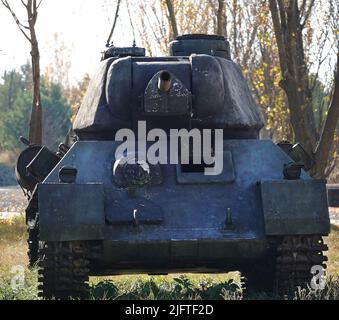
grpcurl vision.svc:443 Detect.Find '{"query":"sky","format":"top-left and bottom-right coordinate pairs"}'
top-left (0, 0), bottom-right (136, 82)
top-left (0, 1), bottom-right (336, 85)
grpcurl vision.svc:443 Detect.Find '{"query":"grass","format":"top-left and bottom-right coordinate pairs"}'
top-left (0, 217), bottom-right (39, 300)
top-left (0, 216), bottom-right (338, 300)
top-left (0, 150), bottom-right (18, 166)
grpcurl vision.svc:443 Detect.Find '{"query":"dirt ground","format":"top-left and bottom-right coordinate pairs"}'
top-left (0, 187), bottom-right (26, 220)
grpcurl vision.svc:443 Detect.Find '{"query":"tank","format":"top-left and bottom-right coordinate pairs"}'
top-left (16, 34), bottom-right (330, 299)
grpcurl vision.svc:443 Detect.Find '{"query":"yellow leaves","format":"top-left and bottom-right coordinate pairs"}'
top-left (273, 66), bottom-right (280, 73)
top-left (252, 57), bottom-right (291, 140)
top-left (66, 74), bottom-right (90, 122)
top-left (323, 95), bottom-right (330, 103)
top-left (0, 219), bottom-right (9, 226)
top-left (0, 213), bottom-right (24, 226)
top-left (260, 95), bottom-right (268, 105)
top-left (255, 68), bottom-right (264, 77)
top-left (258, 32), bottom-right (273, 47)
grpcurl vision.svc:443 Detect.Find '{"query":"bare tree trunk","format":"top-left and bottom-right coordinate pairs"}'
top-left (165, 0), bottom-right (178, 40)
top-left (7, 71), bottom-right (14, 111)
top-left (269, 0), bottom-right (338, 177)
top-left (28, 1), bottom-right (42, 145)
top-left (314, 53), bottom-right (339, 178)
top-left (269, 0), bottom-right (339, 177)
top-left (217, 0), bottom-right (226, 37)
top-left (269, 0), bottom-right (316, 151)
top-left (1, 0), bottom-right (42, 145)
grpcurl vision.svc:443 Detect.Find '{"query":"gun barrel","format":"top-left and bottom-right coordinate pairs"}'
top-left (158, 70), bottom-right (172, 92)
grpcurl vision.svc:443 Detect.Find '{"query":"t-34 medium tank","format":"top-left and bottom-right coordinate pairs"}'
top-left (16, 34), bottom-right (330, 299)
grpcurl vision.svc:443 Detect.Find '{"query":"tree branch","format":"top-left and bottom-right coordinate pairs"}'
top-left (1, 0), bottom-right (32, 42)
top-left (268, 0), bottom-right (288, 75)
top-left (106, 0), bottom-right (121, 46)
top-left (140, 4), bottom-right (163, 47)
top-left (165, 0), bottom-right (178, 39)
top-left (300, 0), bottom-right (307, 14)
top-left (301, 0), bottom-right (315, 28)
top-left (20, 0), bottom-right (28, 8)
top-left (242, 23), bottom-right (258, 66)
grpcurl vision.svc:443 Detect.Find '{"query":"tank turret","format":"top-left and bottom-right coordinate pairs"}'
top-left (73, 34), bottom-right (264, 140)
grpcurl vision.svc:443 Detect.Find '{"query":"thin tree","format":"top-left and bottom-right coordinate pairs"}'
top-left (106, 0), bottom-right (122, 47)
top-left (1, 0), bottom-right (42, 145)
top-left (216, 0), bottom-right (226, 37)
top-left (314, 53), bottom-right (339, 178)
top-left (165, 0), bottom-right (178, 40)
top-left (268, 0), bottom-right (339, 178)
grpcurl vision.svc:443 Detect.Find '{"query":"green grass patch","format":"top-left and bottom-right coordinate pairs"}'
top-left (90, 274), bottom-right (242, 300)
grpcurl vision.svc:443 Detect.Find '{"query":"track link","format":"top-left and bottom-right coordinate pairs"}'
top-left (276, 235), bottom-right (328, 294)
top-left (27, 227), bottom-right (40, 267)
top-left (38, 241), bottom-right (92, 300)
top-left (243, 235), bottom-right (328, 295)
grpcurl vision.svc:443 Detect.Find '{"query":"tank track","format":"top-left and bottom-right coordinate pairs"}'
top-left (243, 235), bottom-right (328, 296)
top-left (276, 235), bottom-right (328, 294)
top-left (27, 227), bottom-right (40, 267)
top-left (38, 241), bottom-right (102, 300)
top-left (36, 236), bottom-right (327, 299)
